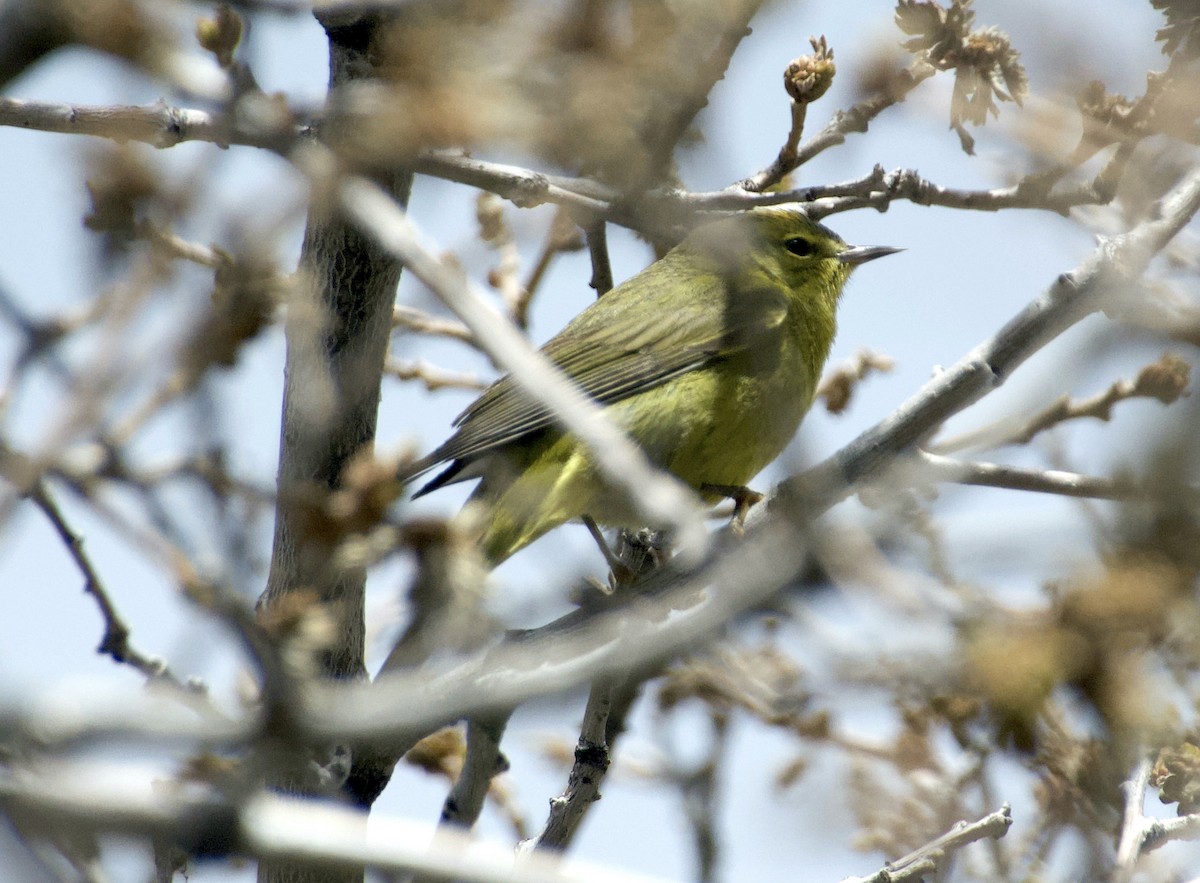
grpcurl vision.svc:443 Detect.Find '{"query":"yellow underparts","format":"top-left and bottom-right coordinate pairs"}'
top-left (478, 347), bottom-right (817, 565)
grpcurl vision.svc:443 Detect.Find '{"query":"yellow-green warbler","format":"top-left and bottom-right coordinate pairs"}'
top-left (403, 207), bottom-right (897, 564)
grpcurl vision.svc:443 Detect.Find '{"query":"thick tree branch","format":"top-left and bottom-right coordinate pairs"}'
top-left (256, 13), bottom-right (411, 883)
top-left (0, 772), bottom-right (674, 883)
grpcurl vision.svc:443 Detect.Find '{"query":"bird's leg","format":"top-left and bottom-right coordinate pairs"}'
top-left (582, 515), bottom-right (633, 589)
top-left (701, 483), bottom-right (764, 536)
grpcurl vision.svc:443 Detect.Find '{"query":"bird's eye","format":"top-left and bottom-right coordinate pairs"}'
top-left (784, 237), bottom-right (815, 257)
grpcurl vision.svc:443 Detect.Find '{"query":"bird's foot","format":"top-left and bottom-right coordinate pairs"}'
top-left (582, 515), bottom-right (636, 587)
top-left (582, 517), bottom-right (671, 589)
top-left (615, 527), bottom-right (670, 580)
top-left (701, 483), bottom-right (764, 536)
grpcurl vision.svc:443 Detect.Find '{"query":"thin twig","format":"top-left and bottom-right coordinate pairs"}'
top-left (516, 208), bottom-right (583, 325)
top-left (585, 222), bottom-right (613, 297)
top-left (744, 99), bottom-right (807, 194)
top-left (386, 358), bottom-right (487, 392)
top-left (932, 352), bottom-right (1192, 454)
top-left (796, 60), bottom-right (937, 167)
top-left (440, 715), bottom-right (510, 830)
top-left (478, 193), bottom-right (528, 324)
top-left (913, 451), bottom-right (1148, 501)
top-left (526, 679), bottom-right (617, 852)
top-left (842, 804), bottom-right (1013, 883)
top-left (27, 481), bottom-right (175, 683)
top-left (393, 305), bottom-right (475, 343)
top-left (0, 97), bottom-right (1129, 230)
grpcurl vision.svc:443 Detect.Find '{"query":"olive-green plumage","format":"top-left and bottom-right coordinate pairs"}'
top-left (404, 207), bottom-right (897, 563)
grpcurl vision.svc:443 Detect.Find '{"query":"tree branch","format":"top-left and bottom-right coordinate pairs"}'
top-left (931, 352), bottom-right (1192, 454)
top-left (0, 770), bottom-right (675, 883)
top-left (913, 451), bottom-right (1147, 501)
top-left (0, 97), bottom-right (1130, 230)
top-left (27, 481), bottom-right (176, 683)
top-left (842, 804), bottom-right (1013, 883)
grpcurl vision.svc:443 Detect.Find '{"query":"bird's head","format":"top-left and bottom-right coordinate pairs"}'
top-left (684, 206), bottom-right (900, 309)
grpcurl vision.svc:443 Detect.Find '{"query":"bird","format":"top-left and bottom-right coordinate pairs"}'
top-left (401, 206), bottom-right (898, 565)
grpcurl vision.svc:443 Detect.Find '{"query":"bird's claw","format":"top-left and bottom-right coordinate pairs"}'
top-left (701, 483), bottom-right (764, 536)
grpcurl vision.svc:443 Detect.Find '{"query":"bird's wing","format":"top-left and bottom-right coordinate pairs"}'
top-left (408, 282), bottom-right (789, 488)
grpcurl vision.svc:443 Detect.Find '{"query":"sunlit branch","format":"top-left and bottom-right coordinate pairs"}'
top-left (393, 305), bottom-right (475, 343)
top-left (0, 772), bottom-right (675, 883)
top-left (386, 358), bottom-right (488, 392)
top-left (913, 451), bottom-right (1145, 501)
top-left (1114, 756), bottom-right (1200, 882)
top-left (931, 352), bottom-right (1191, 454)
top-left (1114, 757), bottom-right (1155, 883)
top-left (843, 804), bottom-right (1013, 883)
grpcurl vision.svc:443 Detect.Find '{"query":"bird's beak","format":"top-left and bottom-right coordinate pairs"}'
top-left (838, 245), bottom-right (903, 266)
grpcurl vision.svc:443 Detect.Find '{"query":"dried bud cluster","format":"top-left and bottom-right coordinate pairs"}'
top-left (895, 0), bottom-right (1028, 150)
top-left (784, 36), bottom-right (836, 105)
top-left (1154, 742), bottom-right (1200, 814)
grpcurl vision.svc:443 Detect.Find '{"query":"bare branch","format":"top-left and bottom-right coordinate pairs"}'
top-left (439, 716), bottom-right (510, 830)
top-left (1114, 758), bottom-right (1155, 883)
top-left (933, 352), bottom-right (1192, 454)
top-left (913, 451), bottom-right (1147, 501)
top-left (1112, 756), bottom-right (1200, 881)
top-left (386, 358), bottom-right (487, 392)
top-left (526, 680), bottom-right (617, 852)
top-left (842, 804), bottom-right (1013, 883)
top-left (585, 222), bottom-right (614, 298)
top-left (393, 305), bottom-right (475, 343)
top-left (0, 98), bottom-right (1130, 232)
top-left (794, 60), bottom-right (937, 168)
top-left (0, 770), bottom-right (675, 883)
top-left (27, 481), bottom-right (175, 683)
top-left (0, 95), bottom-right (274, 150)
